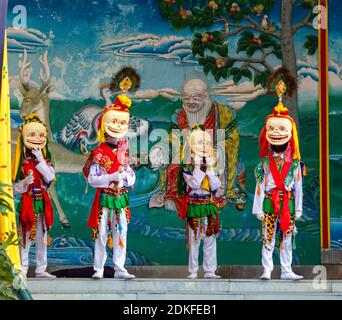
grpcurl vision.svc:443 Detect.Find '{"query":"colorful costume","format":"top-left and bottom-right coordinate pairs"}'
top-left (83, 67), bottom-right (139, 279)
top-left (252, 81), bottom-right (304, 280)
top-left (165, 102), bottom-right (241, 207)
top-left (12, 114), bottom-right (56, 279)
top-left (178, 126), bottom-right (224, 279)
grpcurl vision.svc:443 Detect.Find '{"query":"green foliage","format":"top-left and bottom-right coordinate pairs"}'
top-left (0, 185), bottom-right (19, 300)
top-left (156, 0), bottom-right (318, 85)
top-left (0, 184), bottom-right (14, 217)
top-left (304, 34), bottom-right (318, 55)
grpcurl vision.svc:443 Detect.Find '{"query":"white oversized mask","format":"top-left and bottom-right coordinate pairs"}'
top-left (189, 129), bottom-right (213, 158)
top-left (22, 122), bottom-right (47, 150)
top-left (266, 117), bottom-right (292, 146)
top-left (103, 109), bottom-right (129, 139)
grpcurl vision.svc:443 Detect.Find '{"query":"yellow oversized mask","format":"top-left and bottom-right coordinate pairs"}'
top-left (22, 122), bottom-right (47, 150)
top-left (103, 109), bottom-right (129, 139)
top-left (265, 117), bottom-right (292, 146)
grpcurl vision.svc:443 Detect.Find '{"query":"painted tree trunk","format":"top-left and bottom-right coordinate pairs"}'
top-left (280, 0), bottom-right (300, 130)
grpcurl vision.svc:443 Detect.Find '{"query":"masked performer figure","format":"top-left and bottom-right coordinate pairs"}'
top-left (253, 81), bottom-right (304, 280)
top-left (83, 67), bottom-right (140, 279)
top-left (12, 114), bottom-right (56, 279)
top-left (178, 125), bottom-right (224, 279)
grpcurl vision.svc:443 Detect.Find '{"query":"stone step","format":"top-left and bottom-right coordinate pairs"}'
top-left (27, 278), bottom-right (342, 300)
top-left (30, 292), bottom-right (342, 301)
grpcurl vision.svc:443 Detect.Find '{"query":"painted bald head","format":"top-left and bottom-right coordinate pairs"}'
top-left (181, 79), bottom-right (210, 113)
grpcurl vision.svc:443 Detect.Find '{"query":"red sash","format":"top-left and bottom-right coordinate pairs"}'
top-left (85, 142), bottom-right (127, 229)
top-left (269, 154), bottom-right (292, 232)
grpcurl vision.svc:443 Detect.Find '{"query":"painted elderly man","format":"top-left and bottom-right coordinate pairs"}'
top-left (149, 78), bottom-right (245, 212)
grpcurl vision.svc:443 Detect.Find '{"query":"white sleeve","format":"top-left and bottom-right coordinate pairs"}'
top-left (13, 180), bottom-right (29, 195)
top-left (206, 168), bottom-right (221, 191)
top-left (294, 166), bottom-right (303, 214)
top-left (123, 165), bottom-right (136, 188)
top-left (35, 160), bottom-right (55, 183)
top-left (182, 166), bottom-right (206, 190)
top-left (252, 178), bottom-right (266, 216)
top-left (88, 163), bottom-right (111, 188)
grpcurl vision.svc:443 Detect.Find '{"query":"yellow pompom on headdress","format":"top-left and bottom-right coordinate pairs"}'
top-left (12, 113), bottom-right (51, 182)
top-left (97, 66), bottom-right (141, 143)
top-left (259, 81), bottom-right (301, 160)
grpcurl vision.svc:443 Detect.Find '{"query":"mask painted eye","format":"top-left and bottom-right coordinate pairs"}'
top-left (120, 121), bottom-right (127, 126)
top-left (268, 126), bottom-right (275, 131)
top-left (279, 126), bottom-right (287, 132)
top-left (29, 132), bottom-right (36, 137)
top-left (39, 132), bottom-right (46, 138)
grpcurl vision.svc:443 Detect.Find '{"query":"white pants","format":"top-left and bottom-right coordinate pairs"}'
top-left (94, 207), bottom-right (128, 273)
top-left (20, 214), bottom-right (48, 276)
top-left (188, 217), bottom-right (217, 275)
top-left (262, 215), bottom-right (293, 274)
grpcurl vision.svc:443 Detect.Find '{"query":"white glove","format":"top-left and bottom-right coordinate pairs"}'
top-left (205, 156), bottom-right (215, 167)
top-left (295, 210), bottom-right (302, 220)
top-left (256, 212), bottom-right (265, 221)
top-left (22, 174), bottom-right (34, 187)
top-left (32, 148), bottom-right (44, 163)
top-left (120, 170), bottom-right (128, 180)
top-left (108, 171), bottom-right (124, 182)
top-left (193, 155), bottom-right (202, 165)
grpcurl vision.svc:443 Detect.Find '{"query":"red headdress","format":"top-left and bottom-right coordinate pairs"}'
top-left (258, 81), bottom-right (301, 160)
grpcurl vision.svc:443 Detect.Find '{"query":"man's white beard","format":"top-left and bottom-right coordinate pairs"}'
top-left (184, 100), bottom-right (212, 127)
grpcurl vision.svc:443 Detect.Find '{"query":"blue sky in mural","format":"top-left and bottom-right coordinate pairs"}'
top-left (5, 0), bottom-right (341, 102)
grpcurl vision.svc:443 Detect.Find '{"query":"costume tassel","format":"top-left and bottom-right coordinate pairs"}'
top-left (186, 222), bottom-right (189, 251)
top-left (297, 168), bottom-right (301, 181)
top-left (257, 183), bottom-right (261, 196)
top-left (279, 238), bottom-right (284, 251)
top-left (292, 234), bottom-right (296, 250)
top-left (118, 236), bottom-right (125, 249)
top-left (107, 234), bottom-right (114, 249)
top-left (47, 234), bottom-right (51, 247)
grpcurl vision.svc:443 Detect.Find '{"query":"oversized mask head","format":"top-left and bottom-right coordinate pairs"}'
top-left (189, 128), bottom-right (213, 158)
top-left (22, 121), bottom-right (47, 150)
top-left (103, 109), bottom-right (129, 139)
top-left (265, 116), bottom-right (292, 146)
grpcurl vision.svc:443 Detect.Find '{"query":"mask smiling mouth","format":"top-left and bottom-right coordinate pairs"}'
top-left (27, 140), bottom-right (44, 146)
top-left (268, 135), bottom-right (288, 141)
top-left (107, 127), bottom-right (122, 134)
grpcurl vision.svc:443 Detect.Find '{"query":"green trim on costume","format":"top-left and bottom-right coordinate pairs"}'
top-left (100, 192), bottom-right (129, 210)
top-left (187, 203), bottom-right (218, 218)
top-left (17, 198), bottom-right (45, 215)
top-left (262, 198), bottom-right (295, 215)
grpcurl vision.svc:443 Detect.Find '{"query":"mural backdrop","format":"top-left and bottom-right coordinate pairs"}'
top-left (5, 0), bottom-right (341, 266)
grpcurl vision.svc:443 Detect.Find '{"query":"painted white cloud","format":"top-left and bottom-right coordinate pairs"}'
top-left (98, 34), bottom-right (197, 65)
top-left (210, 80), bottom-right (266, 110)
top-left (6, 28), bottom-right (50, 53)
top-left (132, 88), bottom-right (180, 100)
